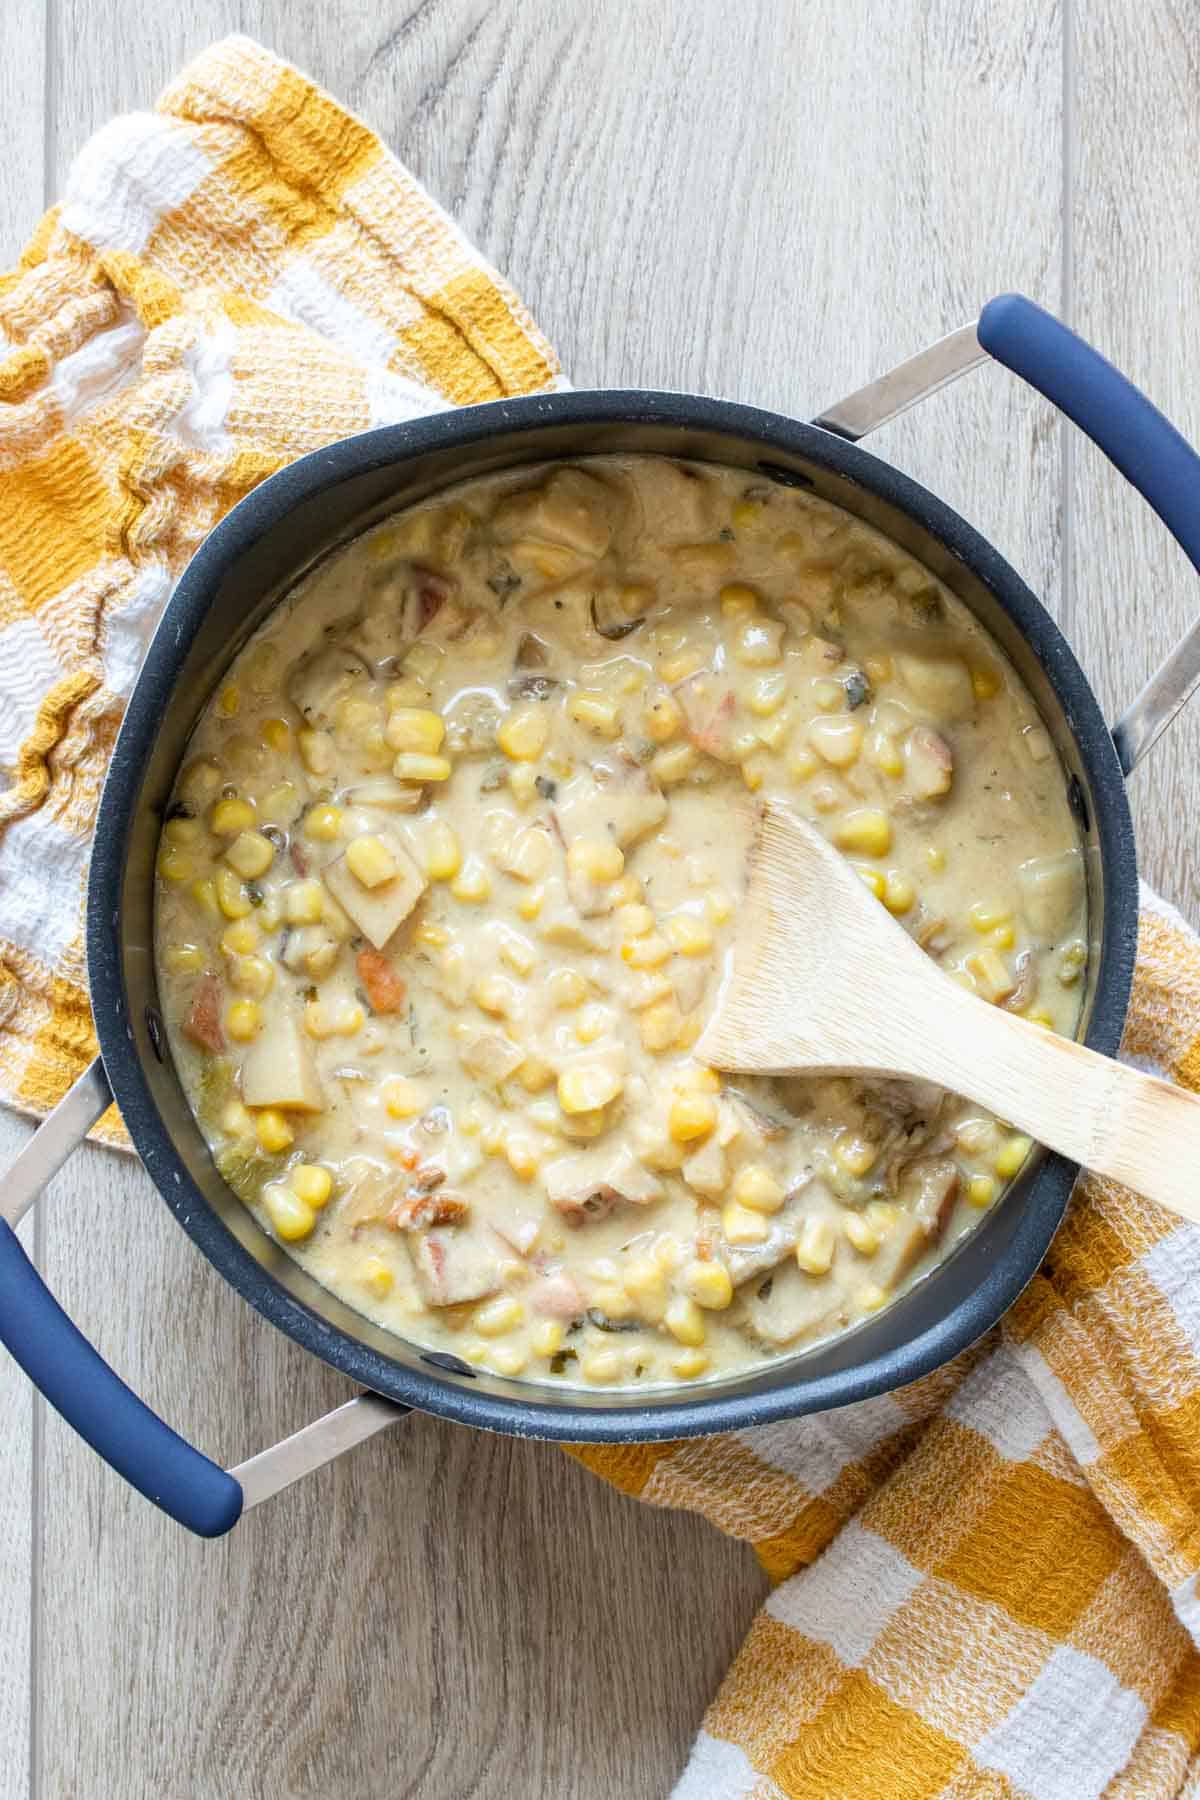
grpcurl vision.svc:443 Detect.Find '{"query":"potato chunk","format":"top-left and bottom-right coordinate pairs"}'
top-left (241, 1012), bottom-right (323, 1112)
top-left (1018, 849), bottom-right (1083, 936)
top-left (492, 468), bottom-right (616, 561)
top-left (896, 653), bottom-right (974, 721)
top-left (323, 831), bottom-right (427, 948)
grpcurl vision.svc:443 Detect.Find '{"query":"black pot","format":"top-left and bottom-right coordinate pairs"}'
top-left (2, 295), bottom-right (1195, 1536)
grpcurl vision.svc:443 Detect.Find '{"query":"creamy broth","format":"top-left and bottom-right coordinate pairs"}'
top-left (154, 456), bottom-right (1086, 1389)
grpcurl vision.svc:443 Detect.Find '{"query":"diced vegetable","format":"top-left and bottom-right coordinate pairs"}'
top-left (323, 831), bottom-right (427, 948)
top-left (184, 973), bottom-right (225, 1054)
top-left (240, 1013), bottom-right (324, 1112)
top-left (357, 947), bottom-right (406, 1014)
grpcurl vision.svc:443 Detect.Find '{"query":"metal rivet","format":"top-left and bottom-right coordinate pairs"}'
top-left (422, 1351), bottom-right (477, 1380)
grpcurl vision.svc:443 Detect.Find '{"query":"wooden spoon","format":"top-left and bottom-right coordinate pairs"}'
top-left (698, 799), bottom-right (1200, 1227)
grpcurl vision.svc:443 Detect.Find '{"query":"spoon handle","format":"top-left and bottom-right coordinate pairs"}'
top-left (896, 982), bottom-right (1200, 1226)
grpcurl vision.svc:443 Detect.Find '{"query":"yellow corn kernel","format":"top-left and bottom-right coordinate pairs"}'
top-left (496, 702), bottom-right (550, 761)
top-left (420, 819), bottom-right (461, 882)
top-left (732, 1164), bottom-right (785, 1214)
top-left (991, 922), bottom-right (1016, 951)
top-left (856, 1282), bottom-right (889, 1313)
top-left (969, 902), bottom-right (1012, 933)
top-left (925, 844), bottom-right (946, 873)
top-left (517, 884), bottom-right (545, 921)
top-left (475, 1296), bottom-right (525, 1338)
top-left (495, 930), bottom-right (536, 977)
top-left (736, 618), bottom-right (785, 667)
top-left (558, 1063), bottom-right (623, 1114)
top-left (576, 1002), bottom-right (614, 1044)
top-left (612, 874), bottom-right (643, 905)
top-left (681, 1259), bottom-right (733, 1311)
top-left (624, 1257), bottom-right (668, 1320)
top-left (867, 1201), bottom-right (899, 1233)
top-left (259, 716), bottom-right (291, 754)
top-left (255, 1108), bottom-right (294, 1154)
top-left (650, 742), bottom-right (699, 786)
top-left (516, 1054), bottom-right (555, 1094)
top-left (165, 944), bottom-right (206, 975)
top-left (415, 923), bottom-right (449, 950)
top-left (385, 707), bottom-right (446, 754)
top-left (567, 838), bottom-right (625, 884)
top-left (669, 1092), bottom-right (717, 1143)
top-left (795, 1216), bottom-right (836, 1276)
top-left (164, 816), bottom-right (202, 848)
top-left (620, 933), bottom-right (671, 969)
top-left (346, 833), bottom-right (398, 889)
top-left (549, 967), bottom-right (589, 1008)
top-left (559, 1107), bottom-right (607, 1140)
top-left (677, 1064), bottom-right (720, 1092)
top-left (789, 747), bottom-right (819, 782)
top-left (748, 671), bottom-right (788, 717)
top-left (215, 683), bottom-right (240, 718)
top-left (868, 733), bottom-right (904, 777)
top-left (995, 1134), bottom-right (1033, 1179)
top-left (306, 998), bottom-right (365, 1039)
top-left (740, 755), bottom-right (768, 794)
top-left (835, 808), bottom-right (892, 858)
top-left (843, 1211), bottom-right (881, 1255)
top-left (225, 999), bottom-right (261, 1042)
top-left (220, 918), bottom-right (259, 957)
top-left (705, 889), bottom-right (735, 926)
top-left (392, 752), bottom-right (452, 783)
top-left (616, 903), bottom-right (655, 940)
top-left (157, 844), bottom-right (195, 883)
top-left (813, 677), bottom-right (844, 711)
top-left (297, 727), bottom-right (336, 776)
top-left (967, 1174), bottom-right (997, 1209)
top-left (284, 880), bottom-right (324, 926)
top-left (729, 727), bottom-right (761, 764)
top-left (532, 1320), bottom-right (564, 1358)
top-left (568, 689), bottom-right (621, 737)
top-left (971, 665), bottom-right (1001, 700)
top-left (664, 1294), bottom-right (707, 1347)
top-left (864, 653), bottom-right (894, 684)
top-left (362, 1256), bottom-right (394, 1299)
top-left (722, 1201), bottom-right (769, 1245)
top-left (190, 877), bottom-right (220, 921)
top-left (641, 1000), bottom-right (683, 1053)
top-left (642, 689), bottom-right (683, 743)
top-left (210, 796), bottom-right (255, 836)
top-left (854, 865), bottom-right (886, 900)
top-left (488, 1344), bottom-right (528, 1378)
top-left (1028, 1008), bottom-right (1055, 1029)
top-left (383, 1077), bottom-right (425, 1119)
top-left (230, 954), bottom-right (274, 1000)
top-left (671, 1348), bottom-right (711, 1380)
top-left (673, 1015), bottom-right (702, 1050)
top-left (755, 709), bottom-right (791, 751)
top-left (835, 1135), bottom-right (878, 1178)
top-left (263, 1183), bottom-right (315, 1242)
top-left (580, 1349), bottom-right (623, 1384)
top-left (304, 803), bottom-right (343, 843)
top-left (474, 973), bottom-right (518, 1017)
top-left (219, 1100), bottom-right (254, 1139)
top-left (507, 826), bottom-right (554, 884)
top-left (883, 872), bottom-right (915, 916)
top-left (225, 830), bottom-right (275, 880)
top-left (719, 582), bottom-right (759, 617)
top-left (506, 762), bottom-right (537, 807)
top-left (290, 1163), bottom-right (333, 1208)
top-left (216, 867), bottom-right (252, 920)
top-left (665, 911), bottom-right (714, 956)
top-left (450, 856), bottom-right (492, 902)
top-left (504, 1132), bottom-right (540, 1180)
top-left (966, 948), bottom-right (1013, 1004)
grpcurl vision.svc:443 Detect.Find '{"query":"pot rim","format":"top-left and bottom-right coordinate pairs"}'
top-left (86, 389), bottom-right (1138, 1441)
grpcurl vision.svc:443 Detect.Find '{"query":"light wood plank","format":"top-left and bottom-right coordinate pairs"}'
top-left (1071, 0), bottom-right (1200, 918)
top-left (0, 1118), bottom-right (35, 1800)
top-left (41, 4), bottom-right (1061, 1796)
top-left (0, 0), bottom-right (45, 263)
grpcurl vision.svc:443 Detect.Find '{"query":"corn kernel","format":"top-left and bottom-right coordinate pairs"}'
top-left (304, 998), bottom-right (365, 1038)
top-left (346, 833), bottom-right (398, 889)
top-left (576, 1002), bottom-right (614, 1044)
top-left (719, 582), bottom-right (759, 617)
top-left (504, 1132), bottom-right (540, 1179)
top-left (216, 867), bottom-right (252, 919)
top-left (991, 922), bottom-right (1016, 951)
top-left (755, 709), bottom-right (791, 751)
top-left (966, 948), bottom-right (1013, 1003)
top-left (748, 671), bottom-right (788, 717)
top-left (864, 653), bottom-right (894, 684)
top-left (568, 689), bottom-right (621, 737)
top-left (217, 684), bottom-right (241, 717)
top-left (164, 816), bottom-right (203, 848)
top-left (516, 1054), bottom-right (555, 1093)
top-left (925, 844), bottom-right (946, 873)
top-left (489, 1344), bottom-right (528, 1378)
top-left (705, 889), bottom-right (734, 925)
top-left (218, 919), bottom-right (257, 958)
top-left (392, 752), bottom-right (452, 783)
top-left (422, 820), bottom-right (462, 882)
top-left (677, 1064), bottom-right (720, 1092)
top-left (856, 1282), bottom-right (888, 1313)
top-left (789, 747), bottom-right (820, 781)
top-left (664, 1294), bottom-right (707, 1347)
top-left (624, 1257), bottom-right (668, 1320)
top-left (681, 1259), bottom-right (733, 1310)
top-left (255, 1108), bottom-right (294, 1154)
top-left (967, 1174), bottom-right (997, 1209)
top-left (474, 974), bottom-right (518, 1017)
top-left (612, 874), bottom-right (643, 905)
top-left (835, 1136), bottom-right (878, 1178)
top-left (549, 968), bottom-right (589, 1008)
top-left (729, 727), bottom-right (761, 764)
top-left (650, 742), bottom-right (699, 786)
top-left (668, 1092), bottom-right (717, 1142)
top-left (735, 618), bottom-right (784, 666)
top-left (834, 808), bottom-right (892, 858)
top-left (1028, 1008), bottom-right (1055, 1029)
top-left (225, 999), bottom-right (261, 1042)
top-left (219, 1100), bottom-right (254, 1138)
top-left (297, 727), bottom-right (336, 776)
top-left (854, 865), bottom-right (886, 900)
top-left (450, 856), bottom-right (492, 902)
top-left (995, 1134), bottom-right (1033, 1179)
top-left (386, 707), bottom-right (446, 754)
top-left (879, 871), bottom-right (915, 917)
top-left (843, 1211), bottom-right (881, 1254)
top-left (494, 929), bottom-right (535, 977)
top-left (796, 1217), bottom-right (836, 1275)
top-left (383, 1077), bottom-right (425, 1118)
top-left (362, 1256), bottom-right (394, 1299)
top-left (517, 884), bottom-right (545, 920)
top-left (186, 880), bottom-right (218, 925)
top-left (580, 1349), bottom-right (623, 1384)
top-left (732, 1164), bottom-right (785, 1213)
top-left (867, 1201), bottom-right (899, 1232)
top-left (813, 677), bottom-right (844, 711)
top-left (568, 839), bottom-right (625, 885)
top-left (969, 902), bottom-right (1012, 932)
top-left (157, 844), bottom-right (195, 882)
top-left (283, 880), bottom-right (323, 926)
top-left (507, 827), bottom-right (554, 884)
top-left (496, 702), bottom-right (550, 761)
top-left (722, 1201), bottom-right (769, 1244)
top-left (290, 1163), bottom-right (333, 1207)
top-left (558, 1063), bottom-right (623, 1114)
top-left (674, 1014), bottom-right (703, 1049)
top-left (665, 911), bottom-right (714, 956)
top-left (640, 1000), bottom-right (682, 1052)
top-left (671, 1348), bottom-right (711, 1380)
top-left (621, 933), bottom-right (671, 969)
top-left (475, 1297), bottom-right (525, 1338)
top-left (165, 944), bottom-right (206, 974)
top-left (260, 716), bottom-right (291, 753)
top-left (260, 781), bottom-right (299, 825)
top-left (971, 665), bottom-right (1001, 700)
top-left (225, 830), bottom-right (275, 880)
top-left (532, 1320), bottom-right (564, 1358)
top-left (210, 796), bottom-right (255, 836)
top-left (869, 734), bottom-right (904, 777)
top-left (304, 803), bottom-right (343, 843)
top-left (263, 1182), bottom-right (314, 1241)
top-left (616, 903), bottom-right (655, 940)
top-left (230, 954), bottom-right (274, 999)
top-left (642, 689), bottom-right (683, 743)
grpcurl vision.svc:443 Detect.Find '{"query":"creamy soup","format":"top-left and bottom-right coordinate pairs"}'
top-left (154, 456), bottom-right (1086, 1389)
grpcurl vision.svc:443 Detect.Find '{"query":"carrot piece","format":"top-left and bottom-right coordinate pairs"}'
top-left (357, 947), bottom-right (406, 1014)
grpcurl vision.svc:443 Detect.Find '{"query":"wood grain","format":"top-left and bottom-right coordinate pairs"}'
top-left (20, 2), bottom-right (1073, 1796)
top-left (1071, 0), bottom-right (1200, 918)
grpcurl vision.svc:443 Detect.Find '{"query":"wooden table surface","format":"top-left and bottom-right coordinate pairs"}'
top-left (2, 2), bottom-right (1198, 1794)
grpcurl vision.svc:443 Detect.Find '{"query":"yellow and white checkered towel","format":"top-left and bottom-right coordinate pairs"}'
top-left (3, 38), bottom-right (1200, 1798)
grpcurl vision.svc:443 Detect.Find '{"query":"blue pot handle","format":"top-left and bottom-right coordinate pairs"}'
top-left (978, 294), bottom-right (1200, 578)
top-left (0, 1064), bottom-right (243, 1537)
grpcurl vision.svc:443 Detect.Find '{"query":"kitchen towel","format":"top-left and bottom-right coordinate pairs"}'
top-left (3, 38), bottom-right (1200, 1798)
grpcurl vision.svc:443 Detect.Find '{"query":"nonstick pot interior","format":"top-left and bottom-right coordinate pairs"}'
top-left (87, 392), bottom-right (1139, 1441)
